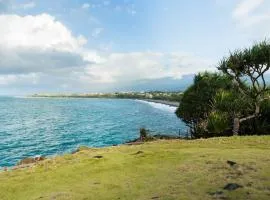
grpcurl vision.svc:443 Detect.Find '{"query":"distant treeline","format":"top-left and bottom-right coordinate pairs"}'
top-left (31, 91), bottom-right (183, 102)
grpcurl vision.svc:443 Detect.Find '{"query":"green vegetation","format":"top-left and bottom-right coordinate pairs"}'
top-left (32, 91), bottom-right (183, 102)
top-left (0, 136), bottom-right (269, 200)
top-left (175, 72), bottom-right (236, 138)
top-left (176, 40), bottom-right (270, 138)
top-left (218, 41), bottom-right (270, 135)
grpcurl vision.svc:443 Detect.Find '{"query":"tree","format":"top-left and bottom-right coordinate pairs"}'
top-left (208, 89), bottom-right (254, 135)
top-left (175, 72), bottom-right (235, 138)
top-left (218, 40), bottom-right (270, 135)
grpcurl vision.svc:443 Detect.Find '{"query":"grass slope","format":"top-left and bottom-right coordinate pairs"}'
top-left (0, 136), bottom-right (270, 200)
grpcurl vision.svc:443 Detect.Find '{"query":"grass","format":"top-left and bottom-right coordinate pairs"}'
top-left (0, 136), bottom-right (270, 200)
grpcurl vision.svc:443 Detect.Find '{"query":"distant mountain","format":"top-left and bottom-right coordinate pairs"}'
top-left (119, 75), bottom-right (195, 92)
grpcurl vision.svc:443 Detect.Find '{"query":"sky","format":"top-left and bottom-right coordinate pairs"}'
top-left (0, 0), bottom-right (269, 95)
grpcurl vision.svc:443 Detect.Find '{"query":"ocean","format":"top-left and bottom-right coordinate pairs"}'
top-left (0, 97), bottom-right (187, 167)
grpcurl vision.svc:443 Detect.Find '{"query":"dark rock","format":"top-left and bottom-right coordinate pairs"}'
top-left (223, 183), bottom-right (243, 191)
top-left (227, 160), bottom-right (237, 166)
top-left (93, 155), bottom-right (103, 159)
top-left (151, 197), bottom-right (159, 199)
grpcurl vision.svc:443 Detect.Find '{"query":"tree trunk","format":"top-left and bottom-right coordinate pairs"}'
top-left (255, 103), bottom-right (260, 115)
top-left (233, 103), bottom-right (260, 136)
top-left (233, 118), bottom-right (240, 136)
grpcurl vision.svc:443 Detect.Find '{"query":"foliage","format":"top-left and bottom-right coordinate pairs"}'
top-left (217, 40), bottom-right (270, 135)
top-left (218, 40), bottom-right (269, 101)
top-left (256, 93), bottom-right (270, 134)
top-left (176, 40), bottom-right (270, 138)
top-left (218, 40), bottom-right (270, 117)
top-left (139, 128), bottom-right (148, 140)
top-left (175, 72), bottom-right (235, 137)
top-left (206, 111), bottom-right (230, 136)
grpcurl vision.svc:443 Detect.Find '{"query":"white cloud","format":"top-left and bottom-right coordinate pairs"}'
top-left (0, 74), bottom-right (16, 85)
top-left (82, 52), bottom-right (214, 84)
top-left (0, 13), bottom-right (103, 75)
top-left (229, 0), bottom-right (270, 41)
top-left (0, 49), bottom-right (214, 92)
top-left (0, 14), bottom-right (87, 52)
top-left (0, 13), bottom-right (214, 93)
top-left (0, 73), bottom-right (39, 85)
top-left (232, 0), bottom-right (270, 29)
top-left (233, 0), bottom-right (264, 19)
top-left (82, 3), bottom-right (90, 9)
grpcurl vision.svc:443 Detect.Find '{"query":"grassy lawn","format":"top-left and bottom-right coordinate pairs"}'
top-left (0, 136), bottom-right (270, 200)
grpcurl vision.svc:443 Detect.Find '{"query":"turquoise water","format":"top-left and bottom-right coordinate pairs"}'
top-left (0, 97), bottom-right (186, 167)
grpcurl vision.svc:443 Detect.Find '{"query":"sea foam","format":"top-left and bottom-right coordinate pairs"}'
top-left (135, 100), bottom-right (177, 113)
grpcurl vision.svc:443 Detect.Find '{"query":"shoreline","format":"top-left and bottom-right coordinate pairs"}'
top-left (0, 135), bottom-right (182, 170)
top-left (139, 99), bottom-right (179, 107)
top-left (1, 98), bottom-right (181, 169)
top-left (26, 96), bottom-right (181, 107)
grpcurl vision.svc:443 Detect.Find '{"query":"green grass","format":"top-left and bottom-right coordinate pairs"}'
top-left (0, 136), bottom-right (270, 200)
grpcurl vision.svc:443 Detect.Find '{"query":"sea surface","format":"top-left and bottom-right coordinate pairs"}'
top-left (0, 97), bottom-right (187, 167)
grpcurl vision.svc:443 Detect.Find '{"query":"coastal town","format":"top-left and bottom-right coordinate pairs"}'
top-left (32, 91), bottom-right (183, 103)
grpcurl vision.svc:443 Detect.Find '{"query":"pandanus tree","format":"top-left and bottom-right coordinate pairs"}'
top-left (218, 41), bottom-right (270, 135)
top-left (175, 72), bottom-right (235, 138)
top-left (208, 90), bottom-right (254, 135)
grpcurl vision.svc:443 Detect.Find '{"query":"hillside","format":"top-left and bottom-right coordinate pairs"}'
top-left (0, 136), bottom-right (270, 200)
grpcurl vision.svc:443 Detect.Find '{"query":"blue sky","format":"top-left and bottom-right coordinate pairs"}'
top-left (0, 0), bottom-right (269, 94)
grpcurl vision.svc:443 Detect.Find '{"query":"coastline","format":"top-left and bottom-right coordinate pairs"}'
top-left (1, 97), bottom-right (181, 168)
top-left (136, 99), bottom-right (180, 107)
top-left (27, 95), bottom-right (181, 107)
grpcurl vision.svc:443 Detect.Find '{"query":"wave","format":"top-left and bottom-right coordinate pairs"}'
top-left (135, 100), bottom-right (177, 113)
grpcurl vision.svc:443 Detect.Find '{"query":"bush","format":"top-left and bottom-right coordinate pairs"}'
top-left (140, 128), bottom-right (148, 140)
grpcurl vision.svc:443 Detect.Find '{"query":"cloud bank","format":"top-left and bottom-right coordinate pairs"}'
top-left (2, 0), bottom-right (269, 94)
top-left (0, 12), bottom-right (214, 93)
